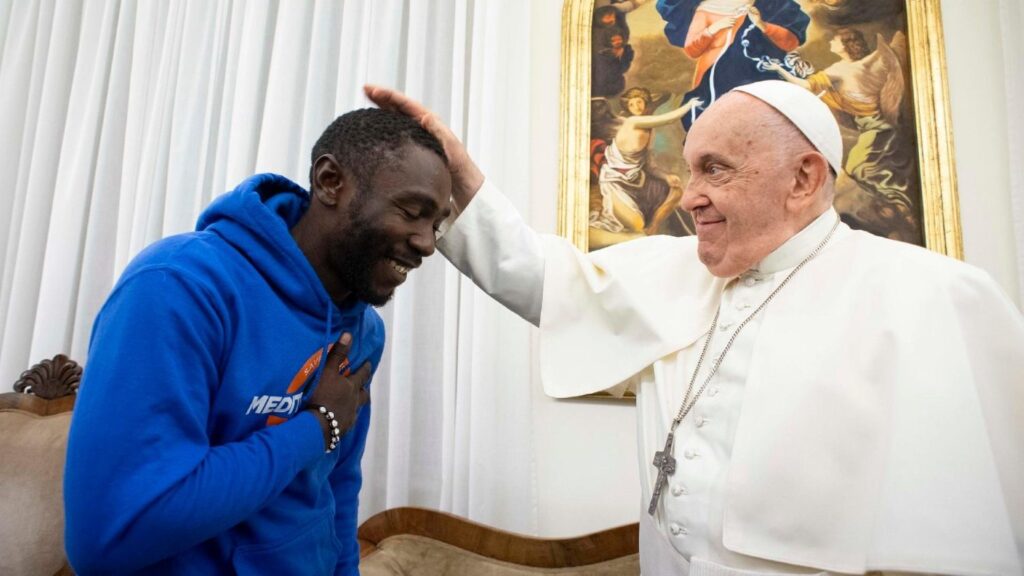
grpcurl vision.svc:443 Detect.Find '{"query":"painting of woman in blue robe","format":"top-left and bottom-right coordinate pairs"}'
top-left (656, 0), bottom-right (810, 128)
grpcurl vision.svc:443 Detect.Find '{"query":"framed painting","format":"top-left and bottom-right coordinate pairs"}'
top-left (559, 0), bottom-right (961, 257)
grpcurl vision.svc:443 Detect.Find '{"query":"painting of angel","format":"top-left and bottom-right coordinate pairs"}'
top-left (769, 28), bottom-right (918, 241)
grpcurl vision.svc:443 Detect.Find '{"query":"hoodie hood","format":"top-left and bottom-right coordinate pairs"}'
top-left (196, 173), bottom-right (364, 322)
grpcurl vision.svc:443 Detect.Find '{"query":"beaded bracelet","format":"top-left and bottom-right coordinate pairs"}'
top-left (312, 405), bottom-right (341, 453)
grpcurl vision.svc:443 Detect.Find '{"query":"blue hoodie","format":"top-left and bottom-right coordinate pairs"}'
top-left (64, 174), bottom-right (384, 575)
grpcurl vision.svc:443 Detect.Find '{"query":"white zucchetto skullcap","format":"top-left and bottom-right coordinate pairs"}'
top-left (732, 80), bottom-right (843, 174)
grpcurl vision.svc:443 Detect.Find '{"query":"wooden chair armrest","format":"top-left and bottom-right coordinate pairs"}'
top-left (0, 393), bottom-right (75, 414)
top-left (357, 507), bottom-right (638, 567)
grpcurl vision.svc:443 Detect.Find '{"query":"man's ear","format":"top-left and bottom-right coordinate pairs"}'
top-left (789, 151), bottom-right (829, 207)
top-left (311, 154), bottom-right (346, 207)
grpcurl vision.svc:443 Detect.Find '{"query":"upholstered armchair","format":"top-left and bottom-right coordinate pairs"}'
top-left (0, 355), bottom-right (79, 576)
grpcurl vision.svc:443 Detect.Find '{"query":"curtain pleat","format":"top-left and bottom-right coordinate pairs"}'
top-left (33, 0), bottom-right (123, 361)
top-left (0, 0), bottom-right (83, 385)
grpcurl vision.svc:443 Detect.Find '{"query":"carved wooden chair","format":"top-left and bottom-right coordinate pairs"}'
top-left (358, 507), bottom-right (640, 575)
top-left (0, 355), bottom-right (79, 576)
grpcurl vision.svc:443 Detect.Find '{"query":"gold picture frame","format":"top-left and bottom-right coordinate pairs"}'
top-left (559, 0), bottom-right (961, 257)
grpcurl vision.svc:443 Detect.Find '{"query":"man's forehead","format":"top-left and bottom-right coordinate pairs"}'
top-left (684, 95), bottom-right (770, 156)
top-left (374, 145), bottom-right (447, 179)
top-left (700, 93), bottom-right (776, 130)
top-left (373, 147), bottom-right (451, 206)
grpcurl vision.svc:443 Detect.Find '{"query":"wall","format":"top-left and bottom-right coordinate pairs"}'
top-left (526, 0), bottom-right (1021, 537)
top-left (943, 0), bottom-right (1020, 302)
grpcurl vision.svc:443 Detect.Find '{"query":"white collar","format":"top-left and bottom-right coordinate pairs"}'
top-left (698, 0), bottom-right (752, 16)
top-left (750, 207), bottom-right (839, 275)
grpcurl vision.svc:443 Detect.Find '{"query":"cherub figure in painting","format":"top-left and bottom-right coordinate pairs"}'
top-left (589, 88), bottom-right (703, 249)
top-left (768, 28), bottom-right (919, 242)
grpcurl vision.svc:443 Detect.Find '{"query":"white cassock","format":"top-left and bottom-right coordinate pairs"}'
top-left (437, 182), bottom-right (1024, 576)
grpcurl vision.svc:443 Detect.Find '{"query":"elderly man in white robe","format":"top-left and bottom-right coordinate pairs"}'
top-left (365, 81), bottom-right (1024, 576)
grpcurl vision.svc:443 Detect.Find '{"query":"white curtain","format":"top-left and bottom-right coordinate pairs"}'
top-left (0, 0), bottom-right (537, 534)
top-left (1000, 0), bottom-right (1024, 305)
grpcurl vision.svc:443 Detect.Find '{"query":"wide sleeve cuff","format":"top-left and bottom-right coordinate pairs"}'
top-left (437, 181), bottom-right (545, 326)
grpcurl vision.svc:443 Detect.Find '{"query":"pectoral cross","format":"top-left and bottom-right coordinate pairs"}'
top-left (648, 432), bottom-right (676, 515)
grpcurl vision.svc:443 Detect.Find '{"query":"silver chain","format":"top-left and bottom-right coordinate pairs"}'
top-left (670, 219), bottom-right (841, 429)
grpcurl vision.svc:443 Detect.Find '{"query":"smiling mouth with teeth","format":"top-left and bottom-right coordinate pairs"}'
top-left (389, 260), bottom-right (412, 275)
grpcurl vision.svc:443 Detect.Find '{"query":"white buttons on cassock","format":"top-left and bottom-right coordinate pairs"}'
top-left (669, 522), bottom-right (687, 536)
top-left (649, 257), bottom-right (783, 560)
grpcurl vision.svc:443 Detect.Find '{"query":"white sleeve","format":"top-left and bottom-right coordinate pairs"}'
top-left (436, 180), bottom-right (545, 327)
top-left (438, 180), bottom-right (721, 398)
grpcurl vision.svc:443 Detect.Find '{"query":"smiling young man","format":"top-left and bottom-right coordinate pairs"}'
top-left (64, 108), bottom-right (451, 575)
top-left (368, 82), bottom-right (1024, 575)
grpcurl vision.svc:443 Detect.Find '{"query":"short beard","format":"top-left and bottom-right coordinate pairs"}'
top-left (328, 210), bottom-right (394, 307)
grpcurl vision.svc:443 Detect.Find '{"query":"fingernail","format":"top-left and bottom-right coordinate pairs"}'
top-left (340, 333), bottom-right (352, 345)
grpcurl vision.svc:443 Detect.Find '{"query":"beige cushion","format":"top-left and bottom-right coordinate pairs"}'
top-left (0, 409), bottom-right (71, 576)
top-left (359, 534), bottom-right (640, 576)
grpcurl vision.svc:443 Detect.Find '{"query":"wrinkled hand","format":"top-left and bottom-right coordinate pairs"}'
top-left (706, 16), bottom-right (736, 36)
top-left (364, 85), bottom-right (485, 212)
top-left (306, 333), bottom-right (371, 448)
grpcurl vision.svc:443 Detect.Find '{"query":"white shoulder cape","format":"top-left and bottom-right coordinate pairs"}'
top-left (438, 182), bottom-right (1024, 575)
